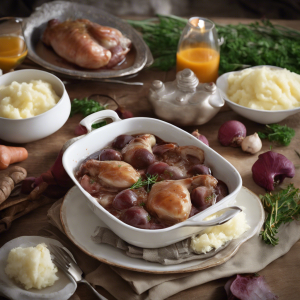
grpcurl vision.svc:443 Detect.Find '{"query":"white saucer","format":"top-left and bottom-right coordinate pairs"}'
top-left (60, 186), bottom-right (264, 274)
top-left (0, 236), bottom-right (77, 300)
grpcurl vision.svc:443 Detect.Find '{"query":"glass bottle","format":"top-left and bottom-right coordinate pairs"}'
top-left (176, 17), bottom-right (220, 83)
top-left (0, 17), bottom-right (27, 73)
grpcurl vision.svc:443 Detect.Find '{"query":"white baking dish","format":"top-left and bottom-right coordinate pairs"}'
top-left (63, 110), bottom-right (242, 248)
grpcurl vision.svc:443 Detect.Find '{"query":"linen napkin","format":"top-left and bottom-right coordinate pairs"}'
top-left (91, 227), bottom-right (229, 265)
top-left (46, 199), bottom-right (300, 300)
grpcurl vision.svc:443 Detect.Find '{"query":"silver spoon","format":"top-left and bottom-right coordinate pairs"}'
top-left (179, 206), bottom-right (242, 228)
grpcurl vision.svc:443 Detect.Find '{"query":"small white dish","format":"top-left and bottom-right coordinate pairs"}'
top-left (0, 236), bottom-right (77, 300)
top-left (60, 186), bottom-right (264, 274)
top-left (0, 69), bottom-right (70, 143)
top-left (63, 110), bottom-right (242, 248)
top-left (216, 65), bottom-right (300, 124)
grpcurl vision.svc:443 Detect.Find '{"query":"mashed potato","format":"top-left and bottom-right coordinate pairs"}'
top-left (190, 210), bottom-right (250, 254)
top-left (5, 243), bottom-right (59, 290)
top-left (227, 67), bottom-right (300, 110)
top-left (0, 80), bottom-right (60, 119)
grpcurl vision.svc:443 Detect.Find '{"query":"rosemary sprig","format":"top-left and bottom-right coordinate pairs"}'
top-left (260, 184), bottom-right (300, 246)
top-left (258, 124), bottom-right (295, 146)
top-left (130, 174), bottom-right (158, 192)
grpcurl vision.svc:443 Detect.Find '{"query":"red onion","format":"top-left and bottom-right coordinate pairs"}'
top-left (252, 151), bottom-right (295, 191)
top-left (218, 120), bottom-right (246, 147)
top-left (21, 177), bottom-right (36, 194)
top-left (225, 274), bottom-right (278, 300)
top-left (192, 130), bottom-right (209, 146)
top-left (74, 124), bottom-right (88, 136)
top-left (115, 107), bottom-right (133, 119)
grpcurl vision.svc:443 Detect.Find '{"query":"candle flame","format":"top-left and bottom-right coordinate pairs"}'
top-left (198, 20), bottom-right (205, 33)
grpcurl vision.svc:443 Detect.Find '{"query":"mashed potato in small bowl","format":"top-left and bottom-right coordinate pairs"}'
top-left (0, 236), bottom-right (76, 300)
top-left (216, 66), bottom-right (300, 124)
top-left (0, 69), bottom-right (70, 143)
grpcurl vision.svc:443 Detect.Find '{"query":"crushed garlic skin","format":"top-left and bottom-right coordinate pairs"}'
top-left (190, 210), bottom-right (250, 254)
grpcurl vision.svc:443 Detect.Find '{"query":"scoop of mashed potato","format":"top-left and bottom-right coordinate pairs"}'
top-left (5, 243), bottom-right (59, 290)
top-left (191, 210), bottom-right (250, 254)
top-left (227, 67), bottom-right (300, 110)
top-left (0, 80), bottom-right (60, 119)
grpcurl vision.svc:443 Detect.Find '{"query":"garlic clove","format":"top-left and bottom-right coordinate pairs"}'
top-left (241, 132), bottom-right (262, 154)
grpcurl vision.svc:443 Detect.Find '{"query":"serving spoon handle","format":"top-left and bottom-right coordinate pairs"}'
top-left (180, 206), bottom-right (242, 228)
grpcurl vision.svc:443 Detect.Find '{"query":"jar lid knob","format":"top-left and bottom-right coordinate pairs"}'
top-left (176, 69), bottom-right (199, 93)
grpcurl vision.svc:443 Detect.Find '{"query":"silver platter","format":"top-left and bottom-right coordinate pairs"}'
top-left (24, 1), bottom-right (153, 80)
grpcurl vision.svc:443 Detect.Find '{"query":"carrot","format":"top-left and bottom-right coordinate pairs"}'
top-left (0, 146), bottom-right (28, 170)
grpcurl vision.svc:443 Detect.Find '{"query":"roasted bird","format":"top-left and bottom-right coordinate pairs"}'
top-left (42, 19), bottom-right (131, 69)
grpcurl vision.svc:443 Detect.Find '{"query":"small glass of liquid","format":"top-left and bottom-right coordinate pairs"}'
top-left (176, 17), bottom-right (220, 83)
top-left (0, 17), bottom-right (28, 73)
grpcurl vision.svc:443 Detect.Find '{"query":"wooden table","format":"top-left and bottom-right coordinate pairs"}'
top-left (1, 18), bottom-right (300, 300)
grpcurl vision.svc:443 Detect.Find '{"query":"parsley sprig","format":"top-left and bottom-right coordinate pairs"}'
top-left (258, 124), bottom-right (295, 146)
top-left (130, 174), bottom-right (158, 192)
top-left (260, 184), bottom-right (300, 246)
top-left (70, 98), bottom-right (107, 117)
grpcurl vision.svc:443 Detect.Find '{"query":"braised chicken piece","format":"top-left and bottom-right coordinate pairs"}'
top-left (42, 19), bottom-right (131, 69)
top-left (122, 134), bottom-right (156, 169)
top-left (79, 160), bottom-right (140, 189)
top-left (146, 175), bottom-right (218, 225)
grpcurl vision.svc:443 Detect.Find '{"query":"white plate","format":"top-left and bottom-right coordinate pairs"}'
top-left (60, 186), bottom-right (264, 274)
top-left (0, 236), bottom-right (77, 300)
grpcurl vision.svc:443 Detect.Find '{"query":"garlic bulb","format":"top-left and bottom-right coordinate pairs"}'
top-left (241, 133), bottom-right (262, 154)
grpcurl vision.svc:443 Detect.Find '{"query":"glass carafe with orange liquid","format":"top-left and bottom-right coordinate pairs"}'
top-left (176, 17), bottom-right (220, 83)
top-left (0, 17), bottom-right (27, 73)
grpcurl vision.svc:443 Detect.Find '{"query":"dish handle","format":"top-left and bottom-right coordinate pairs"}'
top-left (80, 110), bottom-right (121, 133)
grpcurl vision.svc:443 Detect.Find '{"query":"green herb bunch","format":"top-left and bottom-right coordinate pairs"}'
top-left (258, 124), bottom-right (295, 146)
top-left (128, 16), bottom-right (300, 74)
top-left (127, 15), bottom-right (187, 71)
top-left (260, 184), bottom-right (300, 246)
top-left (70, 98), bottom-right (107, 117)
top-left (70, 97), bottom-right (108, 129)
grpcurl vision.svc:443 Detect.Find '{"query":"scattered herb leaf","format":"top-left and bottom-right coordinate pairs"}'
top-left (70, 97), bottom-right (107, 117)
top-left (130, 174), bottom-right (158, 192)
top-left (295, 150), bottom-right (300, 159)
top-left (260, 184), bottom-right (300, 246)
top-left (128, 16), bottom-right (300, 74)
top-left (139, 202), bottom-right (145, 206)
top-left (258, 124), bottom-right (295, 146)
top-left (147, 215), bottom-right (151, 221)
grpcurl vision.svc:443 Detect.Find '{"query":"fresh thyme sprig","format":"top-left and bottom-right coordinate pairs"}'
top-left (258, 124), bottom-right (295, 146)
top-left (130, 174), bottom-right (158, 192)
top-left (260, 184), bottom-right (300, 246)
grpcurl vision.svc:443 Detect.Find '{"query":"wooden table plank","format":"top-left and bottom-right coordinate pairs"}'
top-left (1, 17), bottom-right (300, 300)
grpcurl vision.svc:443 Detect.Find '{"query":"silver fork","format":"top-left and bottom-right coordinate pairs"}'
top-left (49, 244), bottom-right (107, 300)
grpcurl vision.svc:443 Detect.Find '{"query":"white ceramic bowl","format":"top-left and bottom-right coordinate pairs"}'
top-left (0, 69), bottom-right (70, 143)
top-left (63, 110), bottom-right (242, 248)
top-left (216, 65), bottom-right (300, 124)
